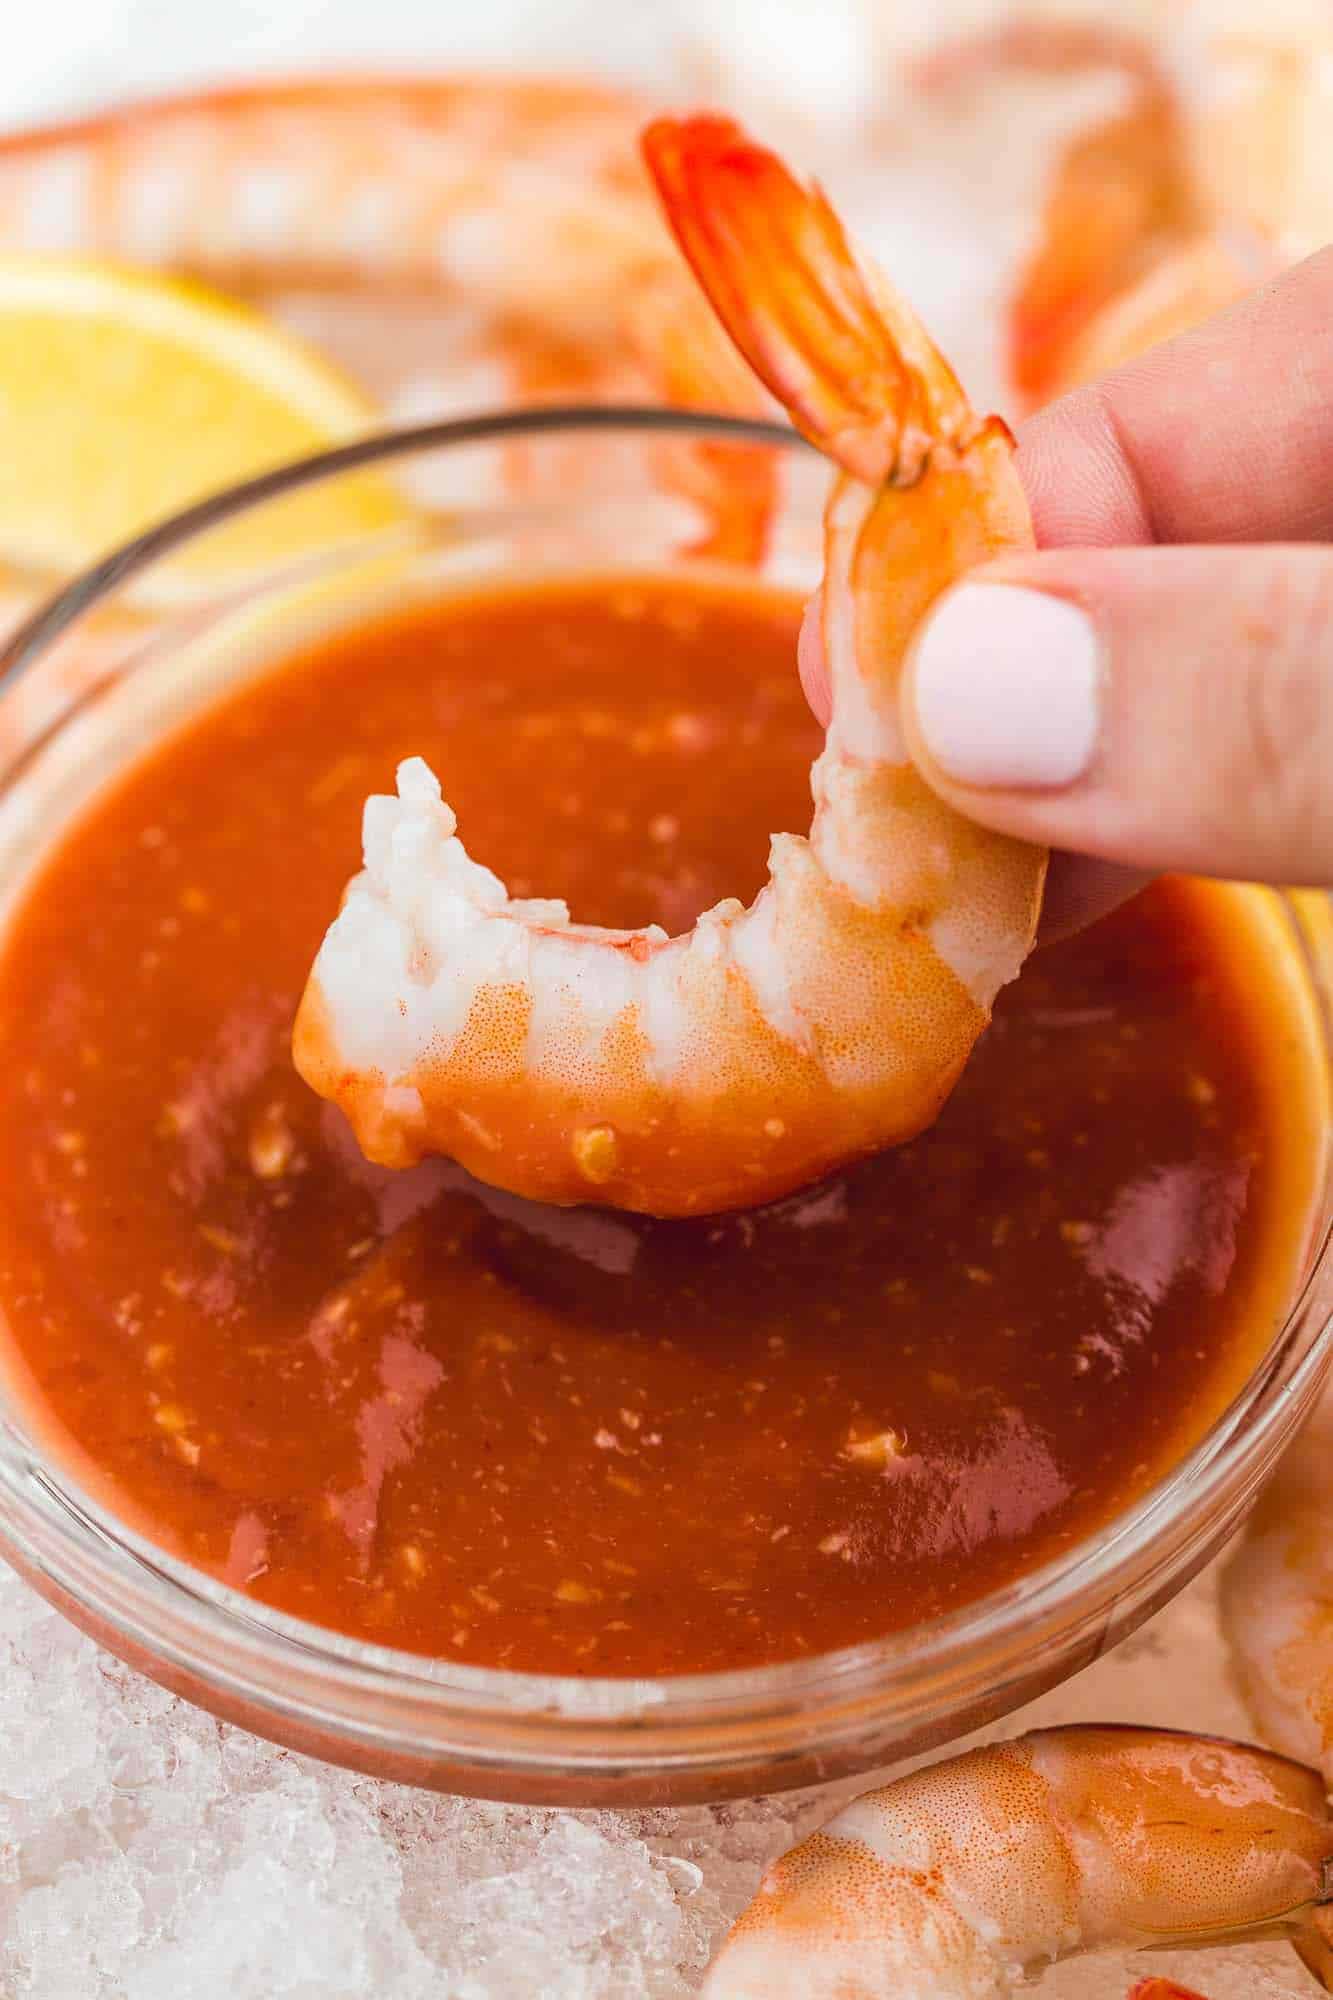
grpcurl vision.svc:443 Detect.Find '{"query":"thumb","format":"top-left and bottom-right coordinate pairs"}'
top-left (900, 546), bottom-right (1333, 886)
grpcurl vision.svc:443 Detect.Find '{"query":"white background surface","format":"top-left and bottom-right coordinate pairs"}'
top-left (0, 1), bottom-right (794, 129)
top-left (0, 5), bottom-right (1320, 1995)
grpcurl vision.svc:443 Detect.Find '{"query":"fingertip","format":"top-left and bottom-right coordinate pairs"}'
top-left (1016, 384), bottom-right (1154, 550)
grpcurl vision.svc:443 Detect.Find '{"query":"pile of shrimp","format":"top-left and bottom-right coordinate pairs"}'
top-left (0, 3), bottom-right (1315, 802)
top-left (0, 5), bottom-right (1319, 614)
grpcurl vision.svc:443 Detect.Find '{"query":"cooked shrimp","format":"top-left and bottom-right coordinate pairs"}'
top-left (936, 21), bottom-right (1206, 409)
top-left (1001, 4), bottom-right (1333, 405)
top-left (0, 76), bottom-right (772, 571)
top-left (700, 1725), bottom-right (1333, 1998)
top-left (0, 76), bottom-right (661, 331)
top-left (1220, 1388), bottom-right (1333, 1990)
top-left (1031, 232), bottom-right (1269, 394)
top-left (292, 113), bottom-right (1045, 1217)
top-left (1128, 1982), bottom-right (1213, 2000)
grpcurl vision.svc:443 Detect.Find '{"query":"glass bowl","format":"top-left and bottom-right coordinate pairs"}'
top-left (0, 408), bottom-right (1327, 1808)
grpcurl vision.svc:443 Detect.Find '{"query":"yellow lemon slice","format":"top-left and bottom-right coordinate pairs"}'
top-left (0, 255), bottom-right (401, 593)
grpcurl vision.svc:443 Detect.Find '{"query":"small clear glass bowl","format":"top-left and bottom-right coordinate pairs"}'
top-left (0, 409), bottom-right (1327, 1808)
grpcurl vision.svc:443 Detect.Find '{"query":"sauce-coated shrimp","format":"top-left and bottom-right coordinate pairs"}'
top-left (700, 1725), bottom-right (1333, 1997)
top-left (292, 114), bottom-right (1045, 1217)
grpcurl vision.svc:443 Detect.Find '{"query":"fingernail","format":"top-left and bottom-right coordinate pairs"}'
top-left (909, 582), bottom-right (1101, 788)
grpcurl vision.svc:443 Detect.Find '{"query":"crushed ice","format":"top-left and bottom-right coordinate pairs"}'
top-left (0, 1564), bottom-right (813, 1998)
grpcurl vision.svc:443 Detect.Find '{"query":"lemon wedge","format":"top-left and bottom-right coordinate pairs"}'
top-left (0, 256), bottom-right (400, 592)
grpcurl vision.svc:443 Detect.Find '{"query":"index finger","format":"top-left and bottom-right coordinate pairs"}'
top-left (1017, 244), bottom-right (1333, 549)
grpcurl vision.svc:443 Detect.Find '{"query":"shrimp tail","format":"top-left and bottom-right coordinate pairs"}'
top-left (641, 113), bottom-right (974, 484)
top-left (1126, 1984), bottom-right (1214, 1999)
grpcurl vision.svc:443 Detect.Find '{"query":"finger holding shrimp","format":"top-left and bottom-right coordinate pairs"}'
top-left (797, 250), bottom-right (1333, 946)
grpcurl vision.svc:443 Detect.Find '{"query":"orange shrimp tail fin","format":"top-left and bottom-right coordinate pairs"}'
top-left (1126, 1982), bottom-right (1215, 2000)
top-left (642, 113), bottom-right (968, 484)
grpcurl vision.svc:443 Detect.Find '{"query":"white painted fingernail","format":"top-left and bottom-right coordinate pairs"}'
top-left (910, 582), bottom-right (1101, 788)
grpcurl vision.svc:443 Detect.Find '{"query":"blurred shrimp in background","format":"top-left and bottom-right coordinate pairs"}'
top-left (0, 0), bottom-right (1325, 864)
top-left (3, 0), bottom-right (1329, 425)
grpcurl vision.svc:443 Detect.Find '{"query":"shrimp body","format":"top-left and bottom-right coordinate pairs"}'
top-left (702, 1725), bottom-right (1333, 1998)
top-left (293, 115), bottom-right (1045, 1216)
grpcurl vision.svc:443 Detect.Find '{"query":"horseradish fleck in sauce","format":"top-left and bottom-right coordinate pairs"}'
top-left (0, 575), bottom-right (1317, 1673)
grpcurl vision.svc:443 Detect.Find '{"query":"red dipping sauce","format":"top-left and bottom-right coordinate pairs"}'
top-left (0, 573), bottom-right (1316, 1674)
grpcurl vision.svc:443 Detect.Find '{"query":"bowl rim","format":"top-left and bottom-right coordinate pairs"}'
top-left (0, 402), bottom-right (1329, 1782)
top-left (0, 404), bottom-right (803, 689)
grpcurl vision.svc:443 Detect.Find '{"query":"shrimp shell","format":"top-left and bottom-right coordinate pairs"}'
top-left (292, 114), bottom-right (1044, 1216)
top-left (701, 1725), bottom-right (1333, 1997)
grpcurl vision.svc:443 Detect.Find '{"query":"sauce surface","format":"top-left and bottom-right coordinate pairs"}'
top-left (0, 574), bottom-right (1312, 1674)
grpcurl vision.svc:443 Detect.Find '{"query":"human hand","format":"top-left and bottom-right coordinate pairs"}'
top-left (798, 246), bottom-right (1333, 941)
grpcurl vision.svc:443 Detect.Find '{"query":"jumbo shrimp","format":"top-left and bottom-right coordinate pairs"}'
top-left (292, 114), bottom-right (1046, 1217)
top-left (701, 1725), bottom-right (1333, 1998)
